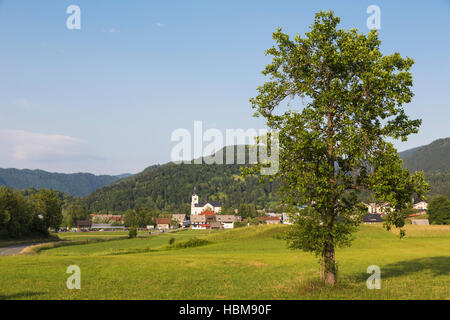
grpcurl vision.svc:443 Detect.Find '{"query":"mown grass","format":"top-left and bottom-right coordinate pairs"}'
top-left (0, 224), bottom-right (449, 300)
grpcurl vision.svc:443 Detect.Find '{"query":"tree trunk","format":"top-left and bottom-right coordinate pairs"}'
top-left (319, 255), bottom-right (324, 281)
top-left (323, 241), bottom-right (337, 285)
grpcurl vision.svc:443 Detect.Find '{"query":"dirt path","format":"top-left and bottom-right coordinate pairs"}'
top-left (0, 243), bottom-right (40, 256)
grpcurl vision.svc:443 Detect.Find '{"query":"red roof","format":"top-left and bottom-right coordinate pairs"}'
top-left (156, 218), bottom-right (170, 224)
top-left (200, 210), bottom-right (216, 216)
top-left (258, 216), bottom-right (280, 221)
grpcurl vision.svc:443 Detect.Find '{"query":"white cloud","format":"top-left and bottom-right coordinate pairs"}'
top-left (153, 22), bottom-right (164, 27)
top-left (0, 129), bottom-right (105, 172)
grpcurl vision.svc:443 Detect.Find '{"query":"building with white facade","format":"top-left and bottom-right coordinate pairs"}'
top-left (190, 193), bottom-right (222, 215)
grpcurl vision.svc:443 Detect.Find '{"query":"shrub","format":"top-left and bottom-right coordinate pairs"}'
top-left (169, 237), bottom-right (175, 245)
top-left (428, 195), bottom-right (450, 225)
top-left (171, 237), bottom-right (210, 249)
top-left (233, 221), bottom-right (247, 228)
top-left (128, 227), bottom-right (137, 238)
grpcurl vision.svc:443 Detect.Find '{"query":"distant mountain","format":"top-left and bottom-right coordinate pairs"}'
top-left (115, 173), bottom-right (133, 179)
top-left (399, 138), bottom-right (450, 173)
top-left (0, 168), bottom-right (131, 197)
top-left (399, 138), bottom-right (450, 198)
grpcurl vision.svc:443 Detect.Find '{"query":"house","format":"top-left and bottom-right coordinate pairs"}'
top-left (191, 193), bottom-right (222, 215)
top-left (91, 214), bottom-right (124, 223)
top-left (258, 216), bottom-right (281, 224)
top-left (190, 214), bottom-right (207, 230)
top-left (171, 214), bottom-right (188, 227)
top-left (156, 218), bottom-right (170, 230)
top-left (200, 211), bottom-right (217, 223)
top-left (282, 213), bottom-right (292, 225)
top-left (363, 214), bottom-right (383, 223)
top-left (216, 215), bottom-right (238, 229)
top-left (76, 220), bottom-right (91, 229)
top-left (366, 202), bottom-right (392, 215)
top-left (413, 201), bottom-right (428, 211)
top-left (266, 212), bottom-right (283, 218)
top-left (210, 221), bottom-right (222, 230)
top-left (409, 210), bottom-right (427, 217)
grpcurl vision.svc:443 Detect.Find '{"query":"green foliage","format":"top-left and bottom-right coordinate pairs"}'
top-left (0, 168), bottom-right (124, 197)
top-left (233, 221), bottom-right (247, 228)
top-left (170, 237), bottom-right (211, 249)
top-left (123, 208), bottom-right (157, 228)
top-left (128, 228), bottom-right (137, 239)
top-left (238, 203), bottom-right (258, 219)
top-left (428, 195), bottom-right (450, 225)
top-left (29, 189), bottom-right (62, 230)
top-left (247, 11), bottom-right (429, 284)
top-left (0, 186), bottom-right (62, 239)
top-left (62, 204), bottom-right (89, 228)
top-left (169, 237), bottom-right (175, 245)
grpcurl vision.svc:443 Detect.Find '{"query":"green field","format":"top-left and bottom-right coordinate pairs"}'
top-left (0, 224), bottom-right (449, 300)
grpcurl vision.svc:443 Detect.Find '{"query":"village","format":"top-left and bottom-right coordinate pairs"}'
top-left (71, 194), bottom-right (430, 233)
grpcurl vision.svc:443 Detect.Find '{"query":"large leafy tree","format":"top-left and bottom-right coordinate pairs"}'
top-left (249, 11), bottom-right (429, 285)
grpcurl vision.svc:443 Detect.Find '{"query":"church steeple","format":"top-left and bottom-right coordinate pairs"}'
top-left (191, 193), bottom-right (199, 207)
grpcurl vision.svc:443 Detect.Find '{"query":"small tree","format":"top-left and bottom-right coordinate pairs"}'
top-left (128, 227), bottom-right (137, 238)
top-left (169, 237), bottom-right (176, 245)
top-left (247, 11), bottom-right (429, 285)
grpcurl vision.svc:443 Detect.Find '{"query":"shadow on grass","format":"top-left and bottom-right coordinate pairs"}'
top-left (0, 291), bottom-right (46, 300)
top-left (351, 256), bottom-right (450, 283)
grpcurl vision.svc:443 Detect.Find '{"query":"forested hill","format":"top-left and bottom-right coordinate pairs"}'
top-left (85, 147), bottom-right (280, 213)
top-left (399, 137), bottom-right (450, 198)
top-left (0, 168), bottom-right (130, 197)
top-left (399, 138), bottom-right (450, 173)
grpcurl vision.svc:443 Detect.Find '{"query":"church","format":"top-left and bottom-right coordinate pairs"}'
top-left (190, 193), bottom-right (222, 215)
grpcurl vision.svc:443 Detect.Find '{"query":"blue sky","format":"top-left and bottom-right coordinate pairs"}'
top-left (0, 0), bottom-right (449, 174)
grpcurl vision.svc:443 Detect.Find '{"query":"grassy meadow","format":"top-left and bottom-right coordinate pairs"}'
top-left (0, 224), bottom-right (449, 300)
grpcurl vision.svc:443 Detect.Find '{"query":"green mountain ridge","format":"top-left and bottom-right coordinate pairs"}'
top-left (399, 137), bottom-right (450, 198)
top-left (0, 168), bottom-right (130, 197)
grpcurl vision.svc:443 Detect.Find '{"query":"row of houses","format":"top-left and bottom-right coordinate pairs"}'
top-left (77, 195), bottom-right (430, 231)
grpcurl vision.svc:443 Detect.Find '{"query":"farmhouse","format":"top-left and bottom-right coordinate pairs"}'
top-left (365, 202), bottom-right (392, 215)
top-left (76, 220), bottom-right (91, 229)
top-left (363, 214), bottom-right (383, 223)
top-left (156, 218), bottom-right (170, 230)
top-left (91, 214), bottom-right (124, 223)
top-left (171, 214), bottom-right (189, 227)
top-left (190, 214), bottom-right (207, 230)
top-left (282, 213), bottom-right (293, 225)
top-left (258, 216), bottom-right (281, 224)
top-left (216, 215), bottom-right (239, 229)
top-left (191, 193), bottom-right (221, 215)
top-left (210, 221), bottom-right (222, 230)
top-left (413, 201), bottom-right (428, 210)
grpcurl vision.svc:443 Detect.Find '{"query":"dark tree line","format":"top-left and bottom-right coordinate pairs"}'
top-left (0, 186), bottom-right (63, 239)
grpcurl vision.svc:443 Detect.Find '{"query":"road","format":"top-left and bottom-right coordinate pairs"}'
top-left (0, 243), bottom-right (38, 256)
